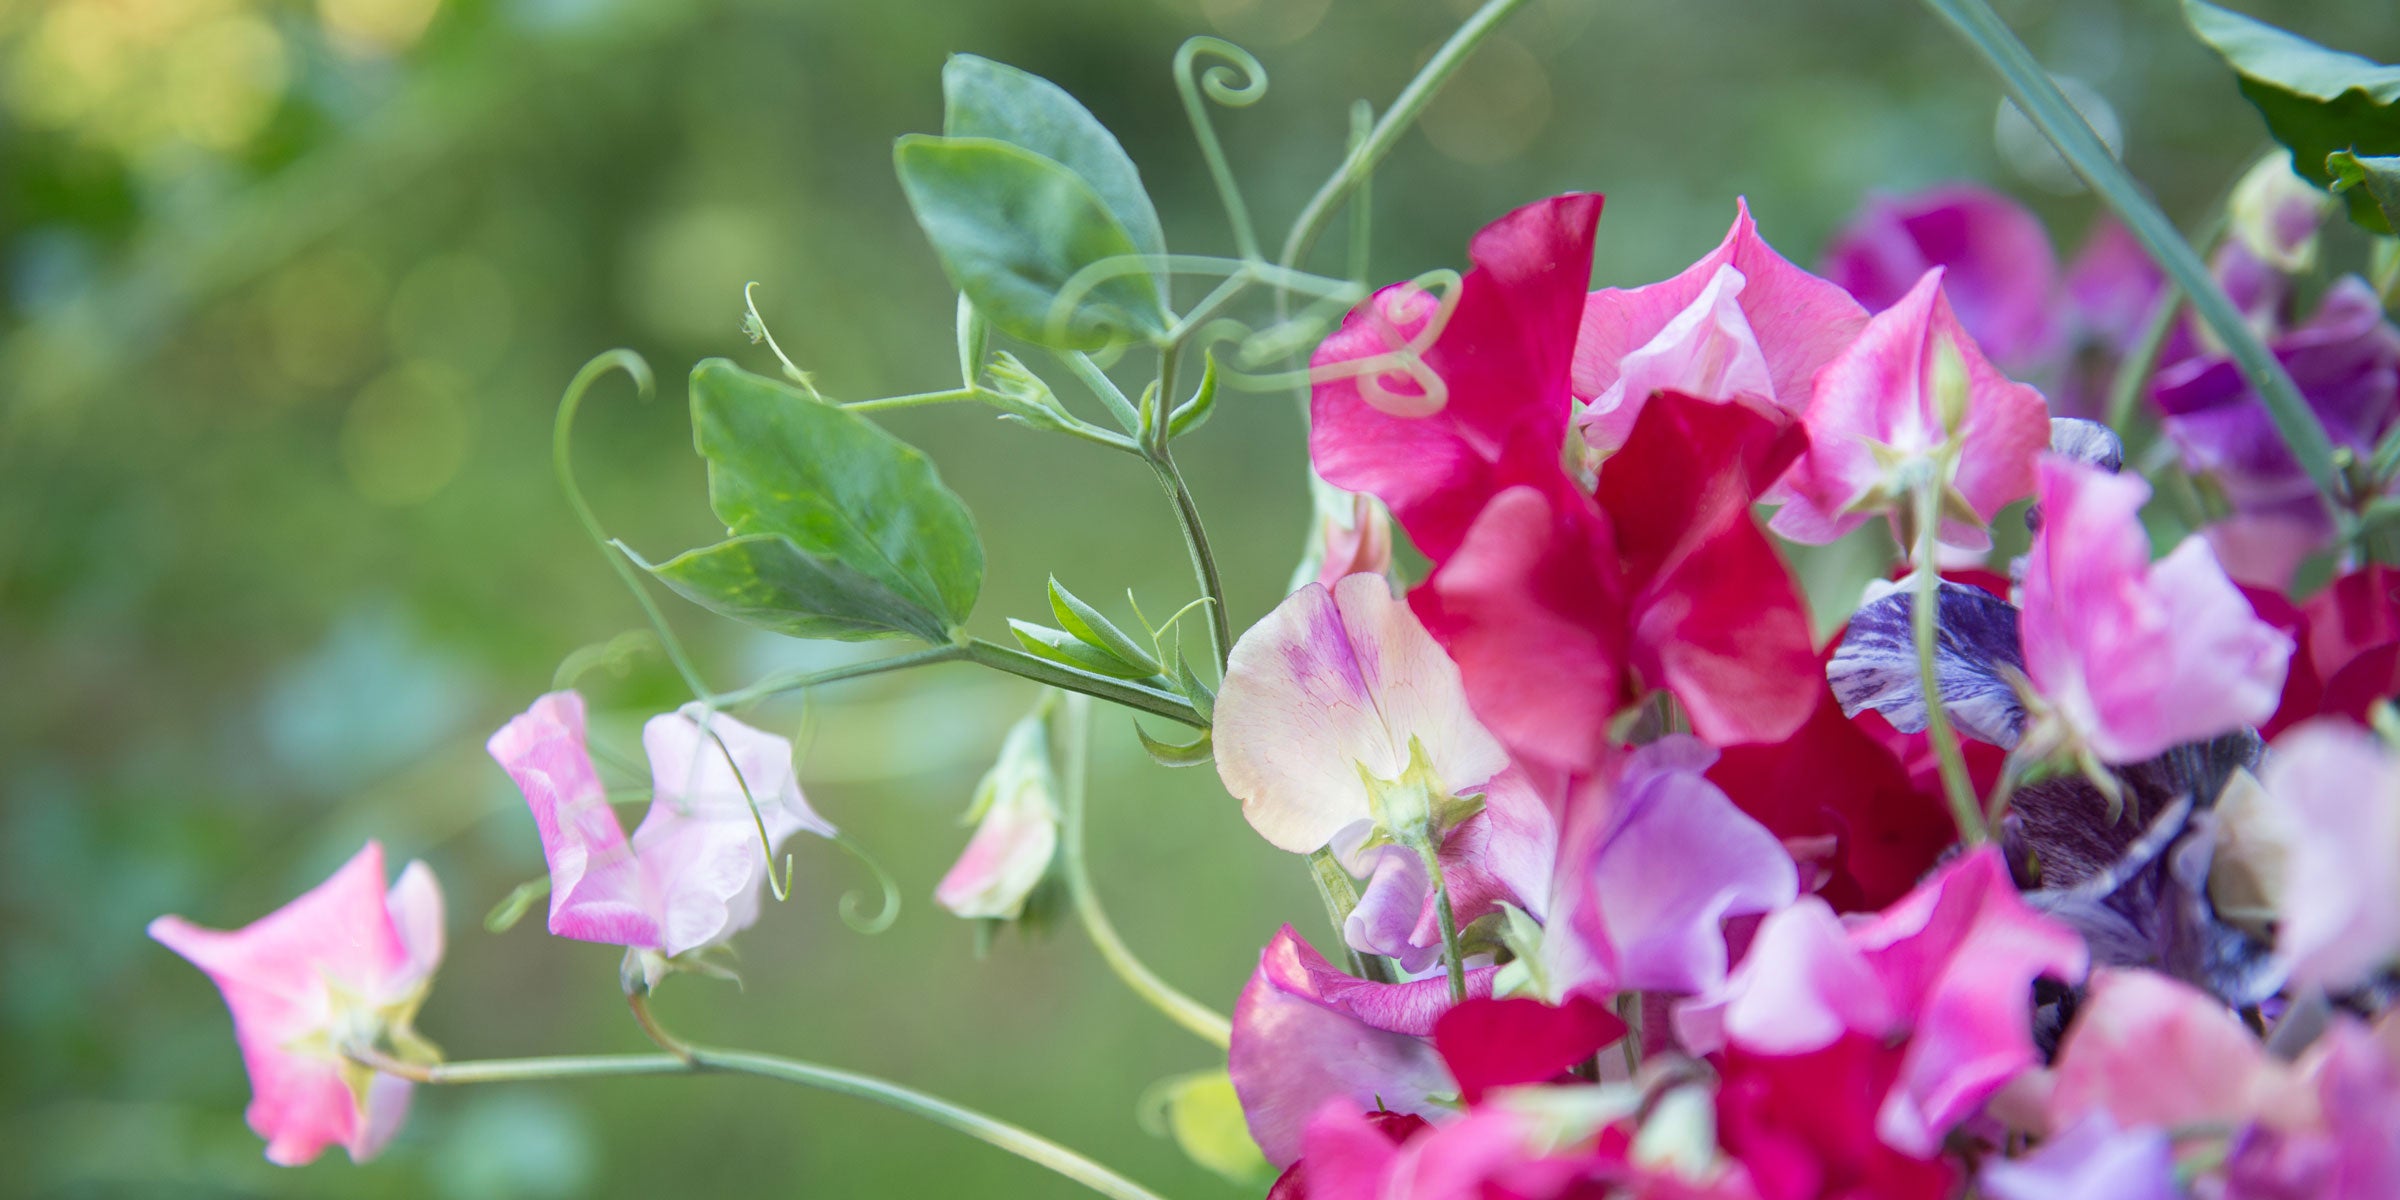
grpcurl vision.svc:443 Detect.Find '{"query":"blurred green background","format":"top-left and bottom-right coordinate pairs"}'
top-left (0, 0), bottom-right (2384, 1195)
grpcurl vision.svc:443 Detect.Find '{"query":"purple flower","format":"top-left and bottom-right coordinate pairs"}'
top-left (1981, 1113), bottom-right (2181, 1200)
top-left (1823, 184), bottom-right (2064, 371)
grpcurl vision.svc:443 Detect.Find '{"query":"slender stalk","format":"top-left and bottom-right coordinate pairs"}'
top-left (354, 1047), bottom-right (1170, 1200)
top-left (845, 387), bottom-right (981, 412)
top-left (712, 643), bottom-right (971, 710)
top-left (1056, 693), bottom-right (1234, 1048)
top-left (964, 639), bottom-right (1203, 727)
top-left (1173, 37), bottom-right (1266, 263)
top-left (1918, 0), bottom-right (2348, 516)
top-left (1306, 847), bottom-right (1392, 983)
top-left (1419, 847), bottom-right (1467, 1003)
top-left (1062, 351), bottom-right (1143, 433)
top-left (1149, 453), bottom-right (1233, 669)
top-left (1277, 0), bottom-right (1538, 274)
top-left (2105, 288), bottom-right (2185, 435)
top-left (1910, 484), bottom-right (1990, 845)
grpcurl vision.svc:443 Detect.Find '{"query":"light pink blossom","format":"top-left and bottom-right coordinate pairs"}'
top-left (2261, 719), bottom-right (2400, 991)
top-left (149, 841), bottom-right (443, 1166)
top-left (935, 706), bottom-right (1060, 921)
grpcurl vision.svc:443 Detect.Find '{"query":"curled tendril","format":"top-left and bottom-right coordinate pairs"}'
top-left (1043, 253), bottom-right (1358, 350)
top-left (1173, 36), bottom-right (1267, 261)
top-left (1307, 267), bottom-right (1466, 416)
top-left (830, 831), bottom-right (902, 935)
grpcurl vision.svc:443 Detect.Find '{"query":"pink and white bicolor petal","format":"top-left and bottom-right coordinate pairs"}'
top-left (487, 691), bottom-right (659, 948)
top-left (636, 705), bottom-right (834, 957)
top-left (1216, 574), bottom-right (1510, 854)
top-left (2263, 719), bottom-right (2400, 992)
top-left (1575, 263), bottom-right (1778, 455)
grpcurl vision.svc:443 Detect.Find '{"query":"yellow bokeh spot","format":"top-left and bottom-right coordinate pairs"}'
top-left (317, 0), bottom-right (441, 57)
top-left (339, 363), bottom-right (474, 506)
top-left (1419, 34), bottom-right (1550, 168)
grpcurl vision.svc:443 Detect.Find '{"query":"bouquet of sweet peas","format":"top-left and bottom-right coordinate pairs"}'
top-left (146, 1), bottom-right (2400, 1196)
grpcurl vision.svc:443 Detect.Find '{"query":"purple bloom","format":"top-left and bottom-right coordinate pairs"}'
top-left (1823, 183), bottom-right (2064, 371)
top-left (1829, 579), bottom-right (2027, 749)
top-left (1982, 1113), bottom-right (2181, 1200)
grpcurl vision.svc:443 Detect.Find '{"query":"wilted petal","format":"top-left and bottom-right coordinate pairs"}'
top-left (2021, 457), bottom-right (2292, 764)
top-left (487, 691), bottom-right (658, 948)
top-left (1574, 737), bottom-right (1799, 997)
top-left (1772, 269), bottom-right (2050, 550)
top-left (1230, 926), bottom-right (1489, 1166)
top-left (1823, 184), bottom-right (2063, 371)
top-left (1828, 578), bottom-right (2026, 748)
top-left (1576, 263), bottom-right (1778, 455)
top-left (2264, 720), bottom-right (2400, 992)
top-left (1218, 575), bottom-right (1511, 854)
top-left (637, 706), bottom-right (832, 957)
top-left (1980, 1112), bottom-right (2179, 1200)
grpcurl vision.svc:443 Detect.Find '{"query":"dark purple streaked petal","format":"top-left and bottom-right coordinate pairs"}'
top-left (1829, 581), bottom-right (2026, 748)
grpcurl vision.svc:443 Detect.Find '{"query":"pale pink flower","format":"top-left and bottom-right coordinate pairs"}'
top-left (2019, 456), bottom-right (2293, 764)
top-left (488, 691), bottom-right (834, 956)
top-left (934, 707), bottom-right (1060, 921)
top-left (2261, 719), bottom-right (2400, 991)
top-left (149, 841), bottom-right (443, 1166)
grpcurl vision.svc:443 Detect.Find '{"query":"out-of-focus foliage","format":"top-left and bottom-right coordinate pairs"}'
top-left (0, 0), bottom-right (2386, 1194)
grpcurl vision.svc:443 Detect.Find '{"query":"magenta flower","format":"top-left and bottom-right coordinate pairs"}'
top-left (1697, 848), bottom-right (2087, 1156)
top-left (1571, 200), bottom-right (1870, 456)
top-left (1770, 268), bottom-right (2050, 551)
top-left (2018, 456), bottom-right (2292, 764)
top-left (149, 841), bottom-right (444, 1166)
top-left (2261, 719), bottom-right (2400, 992)
top-left (1228, 925), bottom-right (1494, 1166)
top-left (487, 691), bottom-right (835, 957)
top-left (1822, 184), bottom-right (2063, 371)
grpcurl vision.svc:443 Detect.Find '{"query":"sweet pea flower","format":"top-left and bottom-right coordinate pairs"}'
top-left (487, 691), bottom-right (835, 958)
top-left (935, 704), bottom-right (1060, 922)
top-left (1229, 925), bottom-right (1496, 1166)
top-left (1312, 195), bottom-right (1823, 767)
top-left (1715, 1035), bottom-right (1960, 1200)
top-left (2018, 456), bottom-right (2292, 765)
top-left (2264, 566), bottom-right (2400, 734)
top-left (1292, 474), bottom-right (1396, 593)
top-left (150, 841), bottom-right (444, 1166)
top-left (2260, 719), bottom-right (2400, 992)
top-left (1770, 268), bottom-right (2051, 552)
top-left (1823, 184), bottom-right (2064, 372)
top-left (1979, 1112), bottom-right (2180, 1200)
top-left (1694, 848), bottom-right (2088, 1156)
top-left (1571, 200), bottom-right (1871, 456)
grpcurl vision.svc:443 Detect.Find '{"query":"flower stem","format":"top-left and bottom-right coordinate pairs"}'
top-left (711, 643), bottom-right (972, 711)
top-left (1419, 845), bottom-right (1468, 1003)
top-left (1056, 693), bottom-right (1234, 1048)
top-left (1910, 484), bottom-right (1990, 845)
top-left (357, 1046), bottom-right (1171, 1200)
top-left (1148, 452), bottom-right (1233, 670)
top-left (963, 639), bottom-right (1204, 728)
top-left (843, 387), bottom-right (982, 412)
top-left (1918, 0), bottom-right (2349, 517)
top-left (1277, 0), bottom-right (1538, 274)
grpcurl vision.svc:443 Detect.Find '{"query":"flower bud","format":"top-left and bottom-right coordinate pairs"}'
top-left (2229, 152), bottom-right (2333, 276)
top-left (1289, 474), bottom-right (1395, 594)
top-left (935, 706), bottom-right (1062, 922)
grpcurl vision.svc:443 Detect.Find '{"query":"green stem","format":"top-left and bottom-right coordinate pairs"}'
top-left (1056, 693), bottom-right (1233, 1048)
top-left (1062, 351), bottom-right (1142, 434)
top-left (712, 643), bottom-right (971, 710)
top-left (964, 639), bottom-right (1204, 727)
top-left (1276, 0), bottom-right (1537, 274)
top-left (1149, 452), bottom-right (1233, 671)
top-left (1418, 845), bottom-right (1467, 1003)
top-left (845, 387), bottom-right (981, 412)
top-left (1918, 0), bottom-right (2348, 516)
top-left (1173, 37), bottom-right (1266, 263)
top-left (360, 1047), bottom-right (1169, 1200)
top-left (1910, 483), bottom-right (1990, 845)
top-left (1306, 847), bottom-right (1392, 983)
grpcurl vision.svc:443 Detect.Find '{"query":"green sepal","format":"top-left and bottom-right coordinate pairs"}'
top-left (1049, 576), bottom-right (1162, 674)
top-left (1134, 721), bottom-right (1212, 768)
top-left (1175, 654), bottom-right (1217, 725)
top-left (983, 351), bottom-right (1081, 436)
top-left (1007, 618), bottom-right (1159, 680)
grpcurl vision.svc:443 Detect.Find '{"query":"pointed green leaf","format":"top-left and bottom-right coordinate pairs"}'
top-left (1048, 577), bottom-right (1162, 674)
top-left (942, 55), bottom-right (1166, 265)
top-left (1175, 654), bottom-right (1216, 725)
top-left (1008, 619), bottom-right (1157, 679)
top-left (644, 360), bottom-right (983, 643)
top-left (895, 135), bottom-right (1168, 350)
top-left (1168, 351), bottom-right (1219, 439)
top-left (1134, 722), bottom-right (1212, 768)
top-left (2330, 150), bottom-right (2400, 234)
top-left (1145, 1071), bottom-right (1273, 1188)
top-left (2183, 0), bottom-right (2400, 233)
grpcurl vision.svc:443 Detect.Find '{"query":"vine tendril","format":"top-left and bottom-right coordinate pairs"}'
top-left (1173, 37), bottom-right (1268, 262)
top-left (830, 831), bottom-right (903, 935)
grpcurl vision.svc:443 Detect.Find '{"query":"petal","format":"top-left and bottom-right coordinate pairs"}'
top-left (2049, 967), bottom-right (2285, 1132)
top-left (1822, 185), bottom-right (2063, 370)
top-left (1311, 194), bottom-right (1603, 562)
top-left (1979, 1112), bottom-right (2179, 1200)
top-left (1347, 847), bottom-right (1439, 975)
top-left (1432, 995), bottom-right (1626, 1104)
top-left (487, 692), bottom-right (658, 948)
top-left (2063, 218), bottom-right (2166, 355)
top-left (2264, 720), bottom-right (2400, 992)
top-left (384, 859), bottom-right (445, 992)
top-left (635, 706), bottom-right (831, 956)
top-left (1576, 263), bottom-right (1779, 454)
top-left (1217, 575), bottom-right (1510, 854)
top-left (933, 780), bottom-right (1060, 922)
top-left (1706, 896), bottom-right (1894, 1056)
top-left (1828, 579), bottom-right (2027, 749)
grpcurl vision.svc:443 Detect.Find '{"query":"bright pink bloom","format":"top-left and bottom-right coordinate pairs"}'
top-left (1572, 201), bottom-right (1870, 455)
top-left (2262, 719), bottom-right (2400, 991)
top-left (487, 692), bottom-right (834, 956)
top-left (1770, 269), bottom-right (2049, 551)
top-left (1698, 849), bottom-right (2087, 1156)
top-left (1309, 488), bottom-right (1396, 590)
top-left (1430, 996), bottom-right (1626, 1104)
top-left (149, 842), bottom-right (443, 1166)
top-left (1822, 184), bottom-right (2063, 371)
top-left (1312, 196), bottom-right (1821, 767)
top-left (1229, 926), bottom-right (1494, 1166)
top-left (2018, 456), bottom-right (2293, 764)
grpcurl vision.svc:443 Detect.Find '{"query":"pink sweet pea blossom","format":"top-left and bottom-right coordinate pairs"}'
top-left (1770, 268), bottom-right (2050, 551)
top-left (2018, 456), bottom-right (2293, 764)
top-left (1822, 184), bottom-right (2063, 371)
top-left (2260, 719), bottom-right (2400, 991)
top-left (488, 691), bottom-right (834, 957)
top-left (1695, 848), bottom-right (2087, 1156)
top-left (934, 706), bottom-right (1060, 921)
top-left (149, 841), bottom-right (444, 1166)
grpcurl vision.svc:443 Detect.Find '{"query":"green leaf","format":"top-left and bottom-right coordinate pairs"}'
top-left (644, 360), bottom-right (983, 643)
top-left (1168, 350), bottom-right (1219, 439)
top-left (1048, 577), bottom-right (1162, 674)
top-left (1175, 654), bottom-right (1216, 725)
top-left (2182, 0), bottom-right (2400, 233)
top-left (2330, 150), bottom-right (2400, 235)
top-left (1144, 1071), bottom-right (1273, 1188)
top-left (1134, 721), bottom-right (1212, 768)
top-left (1007, 619), bottom-right (1157, 680)
top-left (942, 55), bottom-right (1166, 266)
top-left (895, 135), bottom-right (1169, 350)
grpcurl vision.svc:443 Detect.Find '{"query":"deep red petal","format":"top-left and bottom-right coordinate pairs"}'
top-left (1431, 995), bottom-right (1628, 1105)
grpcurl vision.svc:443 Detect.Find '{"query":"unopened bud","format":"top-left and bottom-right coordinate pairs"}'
top-left (2229, 151), bottom-right (2333, 275)
top-left (935, 704), bottom-right (1062, 922)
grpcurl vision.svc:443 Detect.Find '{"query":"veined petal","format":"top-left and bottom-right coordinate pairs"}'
top-left (1576, 263), bottom-right (1777, 455)
top-left (487, 691), bottom-right (658, 949)
top-left (1829, 579), bottom-right (2026, 749)
top-left (1218, 574), bottom-right (1509, 853)
top-left (636, 706), bottom-right (832, 957)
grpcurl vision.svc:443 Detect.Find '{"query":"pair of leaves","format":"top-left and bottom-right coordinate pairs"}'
top-left (640, 360), bottom-right (984, 643)
top-left (897, 56), bottom-right (1169, 350)
top-left (1009, 577), bottom-right (1162, 679)
top-left (2183, 0), bottom-right (2400, 233)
